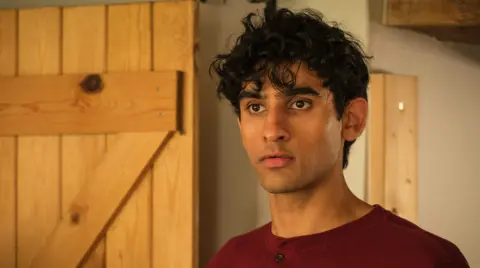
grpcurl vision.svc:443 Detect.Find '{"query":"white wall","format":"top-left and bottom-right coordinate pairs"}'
top-left (369, 22), bottom-right (480, 267)
top-left (198, 2), bottom-right (264, 267)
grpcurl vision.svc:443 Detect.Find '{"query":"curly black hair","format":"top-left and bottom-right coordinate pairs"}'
top-left (209, 8), bottom-right (371, 169)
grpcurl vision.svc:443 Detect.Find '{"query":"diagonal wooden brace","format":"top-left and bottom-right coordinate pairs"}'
top-left (30, 131), bottom-right (174, 268)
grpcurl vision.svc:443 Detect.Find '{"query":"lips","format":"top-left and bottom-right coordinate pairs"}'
top-left (260, 154), bottom-right (295, 168)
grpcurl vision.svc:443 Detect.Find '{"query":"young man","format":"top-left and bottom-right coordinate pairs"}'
top-left (207, 8), bottom-right (470, 268)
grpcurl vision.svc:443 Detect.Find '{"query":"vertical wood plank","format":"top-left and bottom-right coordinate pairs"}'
top-left (367, 74), bottom-right (386, 206)
top-left (17, 8), bottom-right (61, 268)
top-left (61, 6), bottom-right (107, 268)
top-left (0, 11), bottom-right (17, 268)
top-left (0, 10), bottom-right (16, 75)
top-left (152, 2), bottom-right (197, 268)
top-left (106, 4), bottom-right (152, 268)
top-left (0, 137), bottom-right (16, 268)
top-left (384, 74), bottom-right (418, 223)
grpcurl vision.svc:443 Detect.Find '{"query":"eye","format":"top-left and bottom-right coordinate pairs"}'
top-left (289, 100), bottom-right (311, 110)
top-left (247, 103), bottom-right (266, 113)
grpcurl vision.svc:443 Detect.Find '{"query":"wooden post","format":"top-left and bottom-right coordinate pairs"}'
top-left (367, 73), bottom-right (419, 223)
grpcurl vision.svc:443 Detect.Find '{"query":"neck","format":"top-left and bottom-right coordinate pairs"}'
top-left (268, 169), bottom-right (372, 238)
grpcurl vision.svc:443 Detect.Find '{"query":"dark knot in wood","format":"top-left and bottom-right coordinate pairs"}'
top-left (80, 74), bottom-right (104, 93)
top-left (70, 212), bottom-right (80, 225)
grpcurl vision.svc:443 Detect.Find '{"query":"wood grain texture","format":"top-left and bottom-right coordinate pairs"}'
top-left (386, 0), bottom-right (480, 26)
top-left (0, 71), bottom-right (179, 135)
top-left (0, 10), bottom-right (16, 268)
top-left (30, 132), bottom-right (172, 268)
top-left (152, 2), bottom-right (198, 268)
top-left (17, 7), bottom-right (61, 268)
top-left (0, 10), bottom-right (16, 75)
top-left (62, 6), bottom-right (107, 268)
top-left (106, 3), bottom-right (152, 268)
top-left (367, 74), bottom-right (386, 206)
top-left (0, 137), bottom-right (16, 268)
top-left (385, 0), bottom-right (480, 44)
top-left (384, 74), bottom-right (418, 223)
top-left (107, 3), bottom-right (151, 72)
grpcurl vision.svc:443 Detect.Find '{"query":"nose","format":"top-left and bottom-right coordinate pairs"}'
top-left (263, 108), bottom-right (290, 143)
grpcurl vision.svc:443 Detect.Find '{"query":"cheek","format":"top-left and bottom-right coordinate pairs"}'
top-left (324, 115), bottom-right (343, 156)
top-left (239, 119), bottom-right (262, 153)
top-left (298, 111), bottom-right (342, 162)
top-left (240, 120), bottom-right (257, 142)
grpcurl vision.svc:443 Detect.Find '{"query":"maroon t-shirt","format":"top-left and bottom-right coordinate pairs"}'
top-left (207, 205), bottom-right (469, 268)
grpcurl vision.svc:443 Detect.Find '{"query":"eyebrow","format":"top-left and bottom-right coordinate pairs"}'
top-left (283, 87), bottom-right (320, 97)
top-left (238, 86), bottom-right (320, 101)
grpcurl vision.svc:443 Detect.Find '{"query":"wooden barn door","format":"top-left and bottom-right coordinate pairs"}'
top-left (0, 1), bottom-right (198, 268)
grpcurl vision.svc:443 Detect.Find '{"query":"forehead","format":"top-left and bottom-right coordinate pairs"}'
top-left (286, 62), bottom-right (323, 85)
top-left (243, 62), bottom-right (324, 94)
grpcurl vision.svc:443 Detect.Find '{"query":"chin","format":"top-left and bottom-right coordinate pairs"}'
top-left (260, 176), bottom-right (304, 194)
top-left (262, 185), bottom-right (299, 194)
top-left (259, 169), bottom-right (321, 194)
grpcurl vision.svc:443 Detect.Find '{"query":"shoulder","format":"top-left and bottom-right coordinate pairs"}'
top-left (375, 207), bottom-right (470, 267)
top-left (206, 223), bottom-right (270, 268)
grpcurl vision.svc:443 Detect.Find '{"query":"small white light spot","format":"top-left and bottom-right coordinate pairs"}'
top-left (398, 102), bottom-right (404, 111)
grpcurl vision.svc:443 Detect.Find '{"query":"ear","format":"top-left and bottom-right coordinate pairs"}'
top-left (342, 98), bottom-right (368, 142)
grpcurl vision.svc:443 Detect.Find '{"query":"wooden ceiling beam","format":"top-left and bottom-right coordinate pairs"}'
top-left (384, 0), bottom-right (480, 45)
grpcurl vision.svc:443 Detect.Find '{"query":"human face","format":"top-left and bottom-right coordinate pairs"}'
top-left (237, 63), bottom-right (365, 194)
